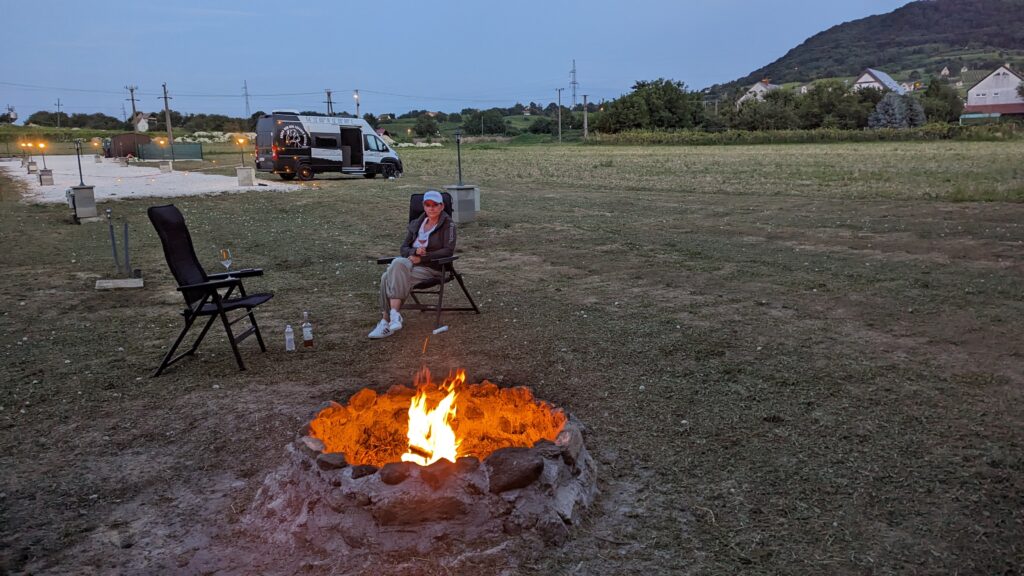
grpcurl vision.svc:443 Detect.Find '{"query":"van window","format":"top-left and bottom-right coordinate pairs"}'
top-left (364, 135), bottom-right (382, 151)
top-left (315, 136), bottom-right (337, 147)
top-left (375, 136), bottom-right (389, 152)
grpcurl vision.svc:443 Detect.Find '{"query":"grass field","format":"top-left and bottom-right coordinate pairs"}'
top-left (1, 141), bottom-right (1022, 574)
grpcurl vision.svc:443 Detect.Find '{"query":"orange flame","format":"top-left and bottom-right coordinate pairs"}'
top-left (400, 368), bottom-right (465, 466)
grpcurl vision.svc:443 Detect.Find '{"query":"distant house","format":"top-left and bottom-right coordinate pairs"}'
top-left (962, 64), bottom-right (1024, 117)
top-left (852, 68), bottom-right (907, 94)
top-left (940, 66), bottom-right (951, 77)
top-left (737, 79), bottom-right (780, 107)
top-left (798, 84), bottom-right (810, 95)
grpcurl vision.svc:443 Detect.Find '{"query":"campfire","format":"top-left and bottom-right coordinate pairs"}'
top-left (246, 368), bottom-right (598, 558)
top-left (307, 367), bottom-right (567, 468)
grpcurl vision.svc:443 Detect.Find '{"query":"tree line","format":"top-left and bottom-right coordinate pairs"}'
top-left (5, 76), bottom-right (975, 138)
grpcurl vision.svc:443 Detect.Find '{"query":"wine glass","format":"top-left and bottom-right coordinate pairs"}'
top-left (219, 248), bottom-right (233, 275)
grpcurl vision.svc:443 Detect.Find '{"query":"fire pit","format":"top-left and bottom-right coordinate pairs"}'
top-left (246, 369), bottom-right (597, 556)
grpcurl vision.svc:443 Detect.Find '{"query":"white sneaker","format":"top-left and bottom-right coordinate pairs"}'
top-left (368, 319), bottom-right (394, 339)
top-left (388, 311), bottom-right (403, 332)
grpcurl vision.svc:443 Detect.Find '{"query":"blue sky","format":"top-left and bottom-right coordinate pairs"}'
top-left (1, 0), bottom-right (910, 120)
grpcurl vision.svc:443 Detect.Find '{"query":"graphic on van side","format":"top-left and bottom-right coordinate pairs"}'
top-left (281, 125), bottom-right (308, 147)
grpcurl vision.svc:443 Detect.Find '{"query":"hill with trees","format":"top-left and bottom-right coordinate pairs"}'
top-left (710, 0), bottom-right (1024, 95)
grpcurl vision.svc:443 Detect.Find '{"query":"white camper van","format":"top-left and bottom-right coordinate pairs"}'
top-left (254, 111), bottom-right (403, 181)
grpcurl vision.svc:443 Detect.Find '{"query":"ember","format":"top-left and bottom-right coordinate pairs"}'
top-left (307, 368), bottom-right (567, 468)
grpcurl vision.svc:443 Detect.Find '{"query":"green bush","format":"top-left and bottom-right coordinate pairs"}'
top-left (587, 124), bottom-right (1021, 146)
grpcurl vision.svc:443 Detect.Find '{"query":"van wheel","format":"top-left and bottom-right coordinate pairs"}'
top-left (382, 163), bottom-right (397, 178)
top-left (279, 173), bottom-right (296, 181)
top-left (297, 164), bottom-right (314, 181)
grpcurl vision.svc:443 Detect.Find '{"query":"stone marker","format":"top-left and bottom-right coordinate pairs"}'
top-left (159, 161), bottom-right (172, 173)
top-left (95, 278), bottom-right (145, 290)
top-left (27, 161), bottom-right (38, 174)
top-left (236, 166), bottom-right (256, 186)
top-left (443, 184), bottom-right (480, 224)
top-left (38, 169), bottom-right (54, 186)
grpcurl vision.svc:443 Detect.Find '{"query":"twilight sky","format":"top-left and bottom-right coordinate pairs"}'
top-left (1, 0), bottom-right (911, 121)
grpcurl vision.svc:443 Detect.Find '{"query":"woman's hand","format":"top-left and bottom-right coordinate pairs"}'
top-left (409, 255), bottom-right (421, 265)
top-left (415, 247), bottom-right (427, 256)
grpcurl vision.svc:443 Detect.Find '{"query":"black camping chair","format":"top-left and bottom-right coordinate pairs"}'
top-left (377, 192), bottom-right (480, 329)
top-left (147, 204), bottom-right (273, 376)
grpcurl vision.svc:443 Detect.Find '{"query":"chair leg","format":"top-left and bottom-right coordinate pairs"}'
top-left (153, 316), bottom-right (196, 377)
top-left (247, 309), bottom-right (268, 352)
top-left (186, 314), bottom-right (219, 355)
top-left (454, 273), bottom-right (480, 313)
top-left (218, 309), bottom-right (246, 371)
top-left (434, 270), bottom-right (447, 328)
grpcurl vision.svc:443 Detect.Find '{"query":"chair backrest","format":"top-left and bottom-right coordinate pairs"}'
top-left (408, 191), bottom-right (454, 222)
top-left (147, 204), bottom-right (209, 305)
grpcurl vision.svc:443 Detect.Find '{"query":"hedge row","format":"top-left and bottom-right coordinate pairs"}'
top-left (587, 124), bottom-right (1022, 146)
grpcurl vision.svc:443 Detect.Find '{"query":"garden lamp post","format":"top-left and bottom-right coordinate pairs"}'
top-left (38, 142), bottom-right (47, 169)
top-left (353, 90), bottom-right (359, 117)
top-left (236, 137), bottom-right (247, 166)
top-left (74, 139), bottom-right (85, 186)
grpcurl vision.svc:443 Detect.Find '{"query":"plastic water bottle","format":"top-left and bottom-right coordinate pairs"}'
top-left (284, 324), bottom-right (295, 352)
top-left (301, 311), bottom-right (314, 348)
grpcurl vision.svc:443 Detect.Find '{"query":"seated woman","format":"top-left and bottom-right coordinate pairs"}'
top-left (369, 190), bottom-right (456, 339)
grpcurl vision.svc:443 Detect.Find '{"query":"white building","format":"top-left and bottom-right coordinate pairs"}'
top-left (964, 65), bottom-right (1024, 114)
top-left (852, 68), bottom-right (907, 95)
top-left (737, 79), bottom-right (780, 107)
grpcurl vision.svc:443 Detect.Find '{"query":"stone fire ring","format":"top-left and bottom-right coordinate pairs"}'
top-left (245, 406), bottom-right (597, 555)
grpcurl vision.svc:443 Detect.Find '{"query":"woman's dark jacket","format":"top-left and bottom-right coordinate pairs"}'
top-left (399, 212), bottom-right (456, 270)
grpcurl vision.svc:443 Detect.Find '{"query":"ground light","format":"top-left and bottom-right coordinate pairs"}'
top-left (236, 137), bottom-right (247, 166)
top-left (74, 139), bottom-right (85, 186)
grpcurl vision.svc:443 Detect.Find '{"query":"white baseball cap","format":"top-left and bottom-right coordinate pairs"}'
top-left (423, 190), bottom-right (443, 204)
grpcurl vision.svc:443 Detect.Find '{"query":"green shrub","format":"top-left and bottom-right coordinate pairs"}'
top-left (587, 124), bottom-right (1021, 146)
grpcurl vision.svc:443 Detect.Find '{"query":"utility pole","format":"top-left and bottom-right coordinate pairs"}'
top-left (570, 59), bottom-right (578, 109)
top-left (555, 88), bottom-right (564, 143)
top-left (243, 80), bottom-right (251, 118)
top-left (121, 103), bottom-right (128, 123)
top-left (324, 89), bottom-right (334, 116)
top-left (353, 89), bottom-right (359, 117)
top-left (125, 85), bottom-right (138, 120)
top-left (161, 83), bottom-right (175, 162)
top-left (582, 94), bottom-right (589, 140)
top-left (54, 98), bottom-right (62, 128)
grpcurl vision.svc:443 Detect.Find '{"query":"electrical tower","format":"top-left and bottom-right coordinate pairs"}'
top-left (324, 89), bottom-right (335, 115)
top-left (54, 98), bottom-right (62, 128)
top-left (243, 80), bottom-right (251, 118)
top-left (570, 59), bottom-right (578, 109)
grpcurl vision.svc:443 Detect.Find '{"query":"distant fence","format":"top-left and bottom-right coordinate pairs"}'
top-left (137, 143), bottom-right (204, 160)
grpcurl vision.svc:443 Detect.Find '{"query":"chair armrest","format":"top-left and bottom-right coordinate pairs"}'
top-left (177, 277), bottom-right (238, 292)
top-left (207, 268), bottom-right (263, 279)
top-left (433, 256), bottom-right (459, 265)
top-left (377, 257), bottom-right (396, 265)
